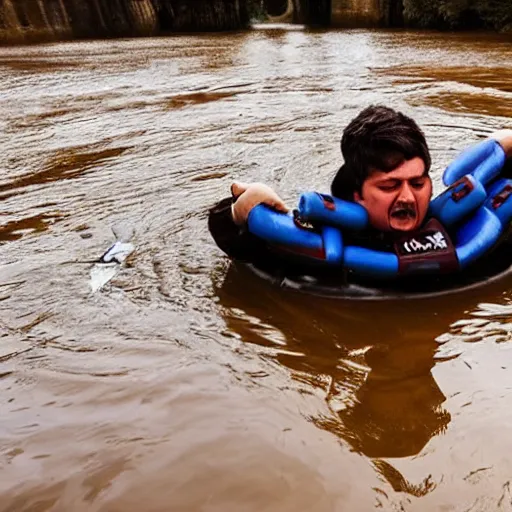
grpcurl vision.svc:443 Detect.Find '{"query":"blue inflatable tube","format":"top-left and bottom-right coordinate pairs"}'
top-left (429, 174), bottom-right (487, 227)
top-left (484, 179), bottom-right (512, 227)
top-left (322, 227), bottom-right (344, 264)
top-left (247, 206), bottom-right (344, 264)
top-left (455, 207), bottom-right (502, 268)
top-left (246, 138), bottom-right (509, 281)
top-left (443, 139), bottom-right (506, 186)
top-left (248, 206), bottom-right (324, 255)
top-left (298, 192), bottom-right (368, 230)
top-left (344, 246), bottom-right (399, 278)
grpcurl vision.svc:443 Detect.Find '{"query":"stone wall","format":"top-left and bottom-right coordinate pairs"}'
top-left (0, 0), bottom-right (249, 44)
top-left (0, 0), bottom-right (502, 44)
top-left (331, 0), bottom-right (381, 27)
top-left (156, 0), bottom-right (249, 32)
top-left (293, 0), bottom-right (331, 25)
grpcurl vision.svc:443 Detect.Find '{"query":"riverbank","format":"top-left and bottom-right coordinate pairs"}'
top-left (1, 0), bottom-right (510, 46)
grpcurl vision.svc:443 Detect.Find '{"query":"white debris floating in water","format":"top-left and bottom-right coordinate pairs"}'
top-left (98, 241), bottom-right (135, 264)
top-left (89, 223), bottom-right (135, 292)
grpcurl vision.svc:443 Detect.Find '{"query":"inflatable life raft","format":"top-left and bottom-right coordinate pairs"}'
top-left (244, 139), bottom-right (512, 299)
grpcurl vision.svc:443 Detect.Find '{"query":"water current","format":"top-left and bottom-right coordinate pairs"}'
top-left (1, 25), bottom-right (512, 511)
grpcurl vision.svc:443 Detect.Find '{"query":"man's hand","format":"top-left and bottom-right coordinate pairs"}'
top-left (492, 129), bottom-right (512, 158)
top-left (230, 182), bottom-right (289, 226)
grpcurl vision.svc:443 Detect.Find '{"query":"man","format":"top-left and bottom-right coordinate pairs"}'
top-left (209, 105), bottom-right (512, 274)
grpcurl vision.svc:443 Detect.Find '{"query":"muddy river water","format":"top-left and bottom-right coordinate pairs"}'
top-left (1, 26), bottom-right (512, 511)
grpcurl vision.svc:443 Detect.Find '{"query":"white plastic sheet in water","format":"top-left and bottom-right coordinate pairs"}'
top-left (89, 224), bottom-right (135, 292)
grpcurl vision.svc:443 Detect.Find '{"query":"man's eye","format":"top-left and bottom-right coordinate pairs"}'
top-left (379, 184), bottom-right (398, 191)
top-left (411, 181), bottom-right (425, 189)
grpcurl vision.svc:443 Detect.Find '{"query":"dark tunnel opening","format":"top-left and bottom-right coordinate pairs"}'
top-left (264, 0), bottom-right (289, 16)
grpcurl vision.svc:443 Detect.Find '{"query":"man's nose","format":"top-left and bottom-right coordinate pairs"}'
top-left (398, 182), bottom-right (415, 203)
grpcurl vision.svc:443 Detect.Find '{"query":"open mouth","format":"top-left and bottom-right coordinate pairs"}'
top-left (390, 206), bottom-right (416, 221)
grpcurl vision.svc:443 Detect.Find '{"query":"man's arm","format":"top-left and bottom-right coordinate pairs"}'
top-left (208, 182), bottom-right (288, 263)
top-left (492, 129), bottom-right (512, 158)
top-left (208, 196), bottom-right (267, 261)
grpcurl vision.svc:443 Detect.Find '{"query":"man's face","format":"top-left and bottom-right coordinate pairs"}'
top-left (353, 157), bottom-right (432, 232)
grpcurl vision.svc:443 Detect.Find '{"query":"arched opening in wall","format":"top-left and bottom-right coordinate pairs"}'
top-left (265, 0), bottom-right (294, 21)
top-left (264, 0), bottom-right (289, 16)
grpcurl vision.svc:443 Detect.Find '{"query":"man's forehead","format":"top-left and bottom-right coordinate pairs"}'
top-left (368, 157), bottom-right (426, 182)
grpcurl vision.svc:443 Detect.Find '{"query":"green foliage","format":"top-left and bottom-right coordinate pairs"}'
top-left (403, 0), bottom-right (512, 30)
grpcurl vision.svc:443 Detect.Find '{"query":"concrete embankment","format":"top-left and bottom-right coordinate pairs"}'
top-left (0, 0), bottom-right (249, 44)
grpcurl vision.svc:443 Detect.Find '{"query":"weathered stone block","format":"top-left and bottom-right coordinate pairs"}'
top-left (331, 0), bottom-right (382, 26)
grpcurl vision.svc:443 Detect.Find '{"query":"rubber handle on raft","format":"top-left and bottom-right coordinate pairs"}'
top-left (430, 174), bottom-right (487, 226)
top-left (443, 139), bottom-right (506, 187)
top-left (298, 192), bottom-right (369, 230)
top-left (484, 179), bottom-right (512, 227)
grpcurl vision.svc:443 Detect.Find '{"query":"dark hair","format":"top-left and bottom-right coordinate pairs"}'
top-left (331, 106), bottom-right (431, 200)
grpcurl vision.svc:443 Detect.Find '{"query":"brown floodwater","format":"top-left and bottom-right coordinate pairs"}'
top-left (1, 25), bottom-right (512, 511)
